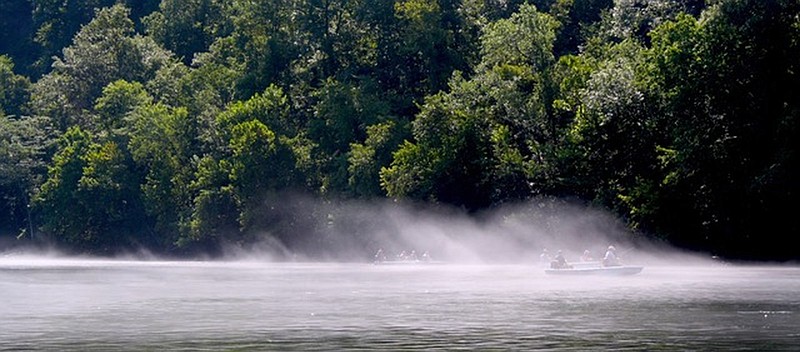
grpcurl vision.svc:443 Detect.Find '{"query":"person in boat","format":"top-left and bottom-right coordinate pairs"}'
top-left (420, 251), bottom-right (431, 262)
top-left (550, 250), bottom-right (573, 269)
top-left (602, 245), bottom-right (622, 267)
top-left (580, 249), bottom-right (593, 262)
top-left (539, 248), bottom-right (552, 264)
top-left (374, 248), bottom-right (387, 263)
top-left (407, 250), bottom-right (419, 262)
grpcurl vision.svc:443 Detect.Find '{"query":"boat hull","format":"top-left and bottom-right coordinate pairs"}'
top-left (544, 265), bottom-right (643, 276)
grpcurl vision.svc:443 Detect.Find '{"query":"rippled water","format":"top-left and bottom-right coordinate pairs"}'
top-left (1, 258), bottom-right (798, 351)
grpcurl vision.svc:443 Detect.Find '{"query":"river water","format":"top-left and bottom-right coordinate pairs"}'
top-left (1, 258), bottom-right (798, 351)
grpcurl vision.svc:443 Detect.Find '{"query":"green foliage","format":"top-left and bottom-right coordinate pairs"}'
top-left (31, 0), bottom-right (111, 74)
top-left (184, 155), bottom-right (238, 248)
top-left (0, 114), bottom-right (54, 236)
top-left (348, 120), bottom-right (405, 197)
top-left (196, 0), bottom-right (298, 98)
top-left (481, 4), bottom-right (559, 70)
top-left (36, 127), bottom-right (144, 252)
top-left (307, 78), bottom-right (394, 194)
top-left (3, 0), bottom-right (799, 260)
top-left (291, 0), bottom-right (381, 82)
top-left (0, 56), bottom-right (31, 117)
top-left (31, 4), bottom-right (173, 131)
top-left (382, 4), bottom-right (563, 208)
top-left (218, 85), bottom-right (292, 136)
top-left (30, 0), bottom-right (159, 76)
top-left (0, 55), bottom-right (48, 236)
top-left (178, 86), bottom-right (308, 248)
top-left (381, 77), bottom-right (516, 208)
top-left (598, 0), bottom-right (693, 45)
top-left (549, 0), bottom-right (613, 56)
top-left (389, 0), bottom-right (474, 98)
top-left (638, 0), bottom-right (800, 257)
top-left (128, 102), bottom-right (193, 247)
top-left (143, 0), bottom-right (233, 65)
top-left (94, 80), bottom-right (153, 135)
top-left (572, 41), bottom-right (660, 216)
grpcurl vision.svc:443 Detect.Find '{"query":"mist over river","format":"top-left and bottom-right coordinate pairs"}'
top-left (1, 258), bottom-right (798, 351)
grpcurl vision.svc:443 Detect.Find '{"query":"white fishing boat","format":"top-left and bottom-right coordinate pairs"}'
top-left (544, 264), bottom-right (643, 276)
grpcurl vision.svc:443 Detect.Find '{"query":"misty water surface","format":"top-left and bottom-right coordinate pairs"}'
top-left (1, 258), bottom-right (798, 351)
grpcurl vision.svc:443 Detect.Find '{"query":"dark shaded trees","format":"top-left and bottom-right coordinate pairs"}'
top-left (2, 0), bottom-right (798, 260)
top-left (641, 0), bottom-right (800, 259)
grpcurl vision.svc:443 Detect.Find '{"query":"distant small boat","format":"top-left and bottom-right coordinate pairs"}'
top-left (373, 260), bottom-right (446, 265)
top-left (544, 265), bottom-right (643, 276)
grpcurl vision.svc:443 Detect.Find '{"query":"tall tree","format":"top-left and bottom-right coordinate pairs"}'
top-left (31, 0), bottom-right (159, 76)
top-left (0, 115), bottom-right (53, 238)
top-left (0, 56), bottom-right (31, 118)
top-left (143, 0), bottom-right (233, 65)
top-left (128, 102), bottom-right (195, 249)
top-left (0, 56), bottom-right (49, 238)
top-left (35, 127), bottom-right (145, 252)
top-left (348, 120), bottom-right (405, 197)
top-left (382, 4), bottom-right (560, 209)
top-left (308, 78), bottom-right (392, 194)
top-left (31, 4), bottom-right (173, 131)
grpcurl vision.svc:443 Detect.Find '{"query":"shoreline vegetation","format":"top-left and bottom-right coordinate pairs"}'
top-left (1, 1), bottom-right (798, 261)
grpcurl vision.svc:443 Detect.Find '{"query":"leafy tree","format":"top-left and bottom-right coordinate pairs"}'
top-left (0, 56), bottom-right (31, 118)
top-left (391, 0), bottom-right (472, 97)
top-left (31, 0), bottom-right (108, 74)
top-left (548, 0), bottom-right (613, 56)
top-left (94, 80), bottom-right (153, 136)
top-left (35, 127), bottom-right (145, 252)
top-left (348, 120), bottom-right (405, 197)
top-left (182, 155), bottom-right (237, 250)
top-left (308, 78), bottom-right (392, 194)
top-left (480, 3), bottom-right (559, 70)
top-left (167, 58), bottom-right (240, 156)
top-left (382, 4), bottom-right (560, 208)
top-left (30, 0), bottom-right (160, 76)
top-left (144, 60), bottom-right (193, 107)
top-left (127, 102), bottom-right (194, 249)
top-left (180, 85), bottom-right (308, 248)
top-left (289, 0), bottom-right (379, 83)
top-left (458, 0), bottom-right (528, 28)
top-left (381, 68), bottom-right (541, 208)
top-left (570, 41), bottom-right (659, 216)
top-left (0, 56), bottom-right (48, 238)
top-left (598, 0), bottom-right (702, 45)
top-left (194, 0), bottom-right (298, 99)
top-left (217, 85), bottom-right (293, 136)
top-left (228, 119), bottom-right (301, 229)
top-left (31, 4), bottom-right (173, 131)
top-left (143, 0), bottom-right (233, 65)
top-left (0, 115), bottom-right (54, 238)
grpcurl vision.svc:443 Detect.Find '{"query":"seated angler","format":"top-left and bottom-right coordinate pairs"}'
top-left (550, 250), bottom-right (572, 269)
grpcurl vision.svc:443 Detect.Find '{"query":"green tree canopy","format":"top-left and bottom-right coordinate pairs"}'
top-left (31, 4), bottom-right (173, 131)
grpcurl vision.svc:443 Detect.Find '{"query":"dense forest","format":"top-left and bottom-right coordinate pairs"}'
top-left (1, 0), bottom-right (797, 260)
